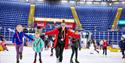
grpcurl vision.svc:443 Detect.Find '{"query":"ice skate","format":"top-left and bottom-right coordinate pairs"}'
top-left (56, 58), bottom-right (59, 63)
top-left (70, 60), bottom-right (74, 63)
top-left (16, 60), bottom-right (19, 63)
top-left (75, 59), bottom-right (79, 63)
top-left (50, 53), bottom-right (53, 56)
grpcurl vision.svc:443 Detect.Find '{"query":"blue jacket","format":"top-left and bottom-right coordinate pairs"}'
top-left (12, 31), bottom-right (33, 45)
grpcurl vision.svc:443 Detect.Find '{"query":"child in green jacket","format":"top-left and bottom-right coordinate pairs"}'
top-left (32, 32), bottom-right (44, 63)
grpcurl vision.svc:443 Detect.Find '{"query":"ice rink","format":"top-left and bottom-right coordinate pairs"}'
top-left (0, 46), bottom-right (124, 63)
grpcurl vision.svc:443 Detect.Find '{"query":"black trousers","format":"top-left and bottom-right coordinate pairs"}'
top-left (34, 52), bottom-right (42, 63)
top-left (51, 47), bottom-right (54, 54)
top-left (70, 46), bottom-right (78, 61)
top-left (51, 42), bottom-right (54, 54)
top-left (103, 47), bottom-right (107, 55)
top-left (45, 40), bottom-right (49, 49)
top-left (121, 48), bottom-right (125, 56)
top-left (55, 44), bottom-right (64, 62)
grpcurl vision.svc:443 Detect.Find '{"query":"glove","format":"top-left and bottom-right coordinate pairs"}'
top-left (13, 43), bottom-right (16, 46)
top-left (64, 44), bottom-right (69, 49)
top-left (42, 33), bottom-right (45, 35)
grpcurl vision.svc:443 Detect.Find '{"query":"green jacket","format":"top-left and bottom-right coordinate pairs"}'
top-left (32, 38), bottom-right (44, 53)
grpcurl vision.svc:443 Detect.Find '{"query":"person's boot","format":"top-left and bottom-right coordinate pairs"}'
top-left (20, 53), bottom-right (22, 60)
top-left (16, 60), bottom-right (19, 63)
top-left (5, 48), bottom-right (9, 51)
top-left (39, 59), bottom-right (42, 63)
top-left (6, 49), bottom-right (9, 51)
top-left (70, 60), bottom-right (74, 63)
top-left (122, 56), bottom-right (125, 59)
top-left (33, 59), bottom-right (36, 63)
top-left (34, 53), bottom-right (37, 63)
top-left (75, 59), bottom-right (79, 63)
top-left (97, 51), bottom-right (99, 54)
top-left (56, 58), bottom-right (59, 63)
top-left (50, 53), bottom-right (53, 56)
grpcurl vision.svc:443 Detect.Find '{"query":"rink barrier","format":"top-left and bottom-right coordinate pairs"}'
top-left (108, 46), bottom-right (120, 52)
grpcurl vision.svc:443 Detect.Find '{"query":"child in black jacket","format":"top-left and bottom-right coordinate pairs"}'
top-left (70, 30), bottom-right (80, 63)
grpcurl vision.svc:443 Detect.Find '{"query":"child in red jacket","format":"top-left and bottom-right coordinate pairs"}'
top-left (70, 30), bottom-right (80, 63)
top-left (102, 39), bottom-right (108, 55)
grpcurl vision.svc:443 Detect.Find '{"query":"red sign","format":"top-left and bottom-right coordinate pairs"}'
top-left (34, 21), bottom-right (46, 28)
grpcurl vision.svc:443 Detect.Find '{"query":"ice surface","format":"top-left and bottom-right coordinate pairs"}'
top-left (0, 46), bottom-right (124, 63)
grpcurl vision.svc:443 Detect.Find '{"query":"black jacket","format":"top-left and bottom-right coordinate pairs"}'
top-left (119, 40), bottom-right (125, 49)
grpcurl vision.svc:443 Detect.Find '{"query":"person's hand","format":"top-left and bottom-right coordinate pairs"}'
top-left (13, 43), bottom-right (16, 46)
top-left (65, 46), bottom-right (69, 49)
top-left (42, 33), bottom-right (45, 35)
top-left (41, 48), bottom-right (43, 51)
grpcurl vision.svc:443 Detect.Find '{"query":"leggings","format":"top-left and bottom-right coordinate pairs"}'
top-left (16, 44), bottom-right (23, 61)
top-left (55, 44), bottom-right (64, 62)
top-left (70, 46), bottom-right (78, 60)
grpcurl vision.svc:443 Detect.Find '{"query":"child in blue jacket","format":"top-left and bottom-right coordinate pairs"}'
top-left (12, 25), bottom-right (33, 63)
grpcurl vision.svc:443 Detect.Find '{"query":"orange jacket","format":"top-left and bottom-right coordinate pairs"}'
top-left (45, 28), bottom-right (80, 49)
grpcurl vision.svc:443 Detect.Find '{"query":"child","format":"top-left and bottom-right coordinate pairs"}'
top-left (102, 39), bottom-right (108, 56)
top-left (44, 35), bottom-right (50, 50)
top-left (12, 25), bottom-right (33, 63)
top-left (32, 32), bottom-right (44, 63)
top-left (99, 40), bottom-right (103, 50)
top-left (1, 38), bottom-right (8, 51)
top-left (50, 36), bottom-right (55, 56)
top-left (89, 39), bottom-right (99, 54)
top-left (70, 30), bottom-right (80, 63)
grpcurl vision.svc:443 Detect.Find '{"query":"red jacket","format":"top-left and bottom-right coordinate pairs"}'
top-left (45, 28), bottom-right (80, 49)
top-left (103, 41), bottom-right (108, 48)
